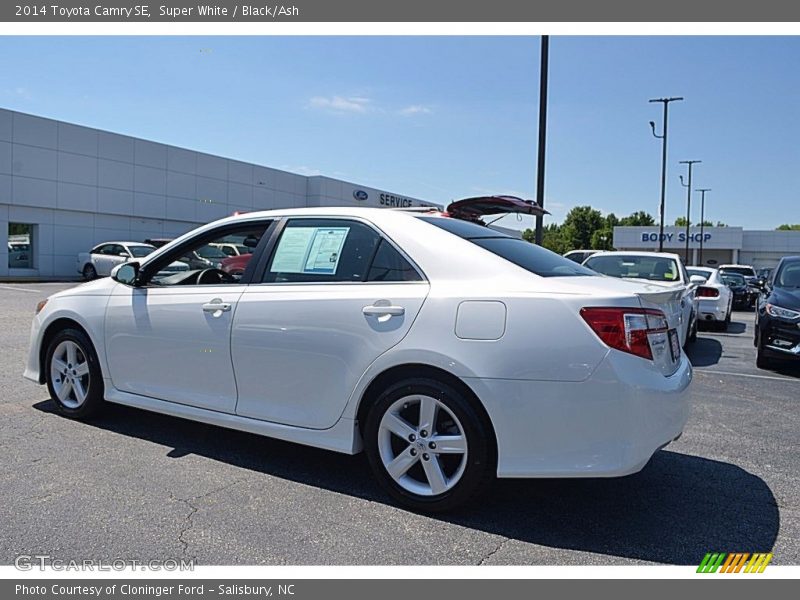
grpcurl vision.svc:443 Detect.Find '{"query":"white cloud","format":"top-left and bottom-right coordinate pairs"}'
top-left (398, 104), bottom-right (432, 116)
top-left (308, 95), bottom-right (373, 113)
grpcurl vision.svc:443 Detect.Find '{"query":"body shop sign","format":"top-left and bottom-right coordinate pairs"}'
top-left (642, 232), bottom-right (712, 243)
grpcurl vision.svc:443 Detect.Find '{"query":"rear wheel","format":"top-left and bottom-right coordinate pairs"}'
top-left (688, 313), bottom-right (698, 344)
top-left (364, 377), bottom-right (494, 512)
top-left (82, 263), bottom-right (97, 280)
top-left (45, 328), bottom-right (104, 419)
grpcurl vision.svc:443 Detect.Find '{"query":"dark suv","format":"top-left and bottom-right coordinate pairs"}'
top-left (755, 256), bottom-right (800, 369)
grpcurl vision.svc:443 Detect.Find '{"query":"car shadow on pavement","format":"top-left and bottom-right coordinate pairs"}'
top-left (684, 337), bottom-right (723, 367)
top-left (33, 400), bottom-right (779, 565)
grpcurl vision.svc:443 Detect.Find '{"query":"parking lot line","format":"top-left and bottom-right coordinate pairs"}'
top-left (0, 284), bottom-right (40, 293)
top-left (695, 369), bottom-right (800, 383)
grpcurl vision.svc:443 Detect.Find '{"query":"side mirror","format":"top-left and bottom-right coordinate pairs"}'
top-left (118, 252), bottom-right (130, 257)
top-left (689, 275), bottom-right (706, 285)
top-left (243, 235), bottom-right (259, 248)
top-left (112, 262), bottom-right (140, 286)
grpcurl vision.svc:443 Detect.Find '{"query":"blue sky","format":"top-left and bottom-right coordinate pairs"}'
top-left (0, 36), bottom-right (797, 229)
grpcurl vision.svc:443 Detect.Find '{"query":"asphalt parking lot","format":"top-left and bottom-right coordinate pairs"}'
top-left (1, 282), bottom-right (798, 566)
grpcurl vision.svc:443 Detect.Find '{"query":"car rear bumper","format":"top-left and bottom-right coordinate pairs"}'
top-left (697, 297), bottom-right (727, 321)
top-left (468, 351), bottom-right (692, 478)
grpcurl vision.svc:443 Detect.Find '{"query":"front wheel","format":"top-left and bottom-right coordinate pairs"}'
top-left (364, 378), bottom-right (494, 512)
top-left (45, 328), bottom-right (104, 419)
top-left (82, 263), bottom-right (97, 280)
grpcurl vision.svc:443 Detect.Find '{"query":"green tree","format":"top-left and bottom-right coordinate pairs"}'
top-left (674, 216), bottom-right (689, 227)
top-left (591, 228), bottom-right (614, 250)
top-left (523, 224), bottom-right (569, 254)
top-left (776, 224), bottom-right (800, 230)
top-left (619, 211), bottom-right (655, 226)
top-left (561, 206), bottom-right (605, 250)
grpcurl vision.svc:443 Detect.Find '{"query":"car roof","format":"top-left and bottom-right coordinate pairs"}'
top-left (687, 266), bottom-right (715, 273)
top-left (94, 241), bottom-right (153, 246)
top-left (718, 264), bottom-right (754, 269)
top-left (587, 250), bottom-right (683, 260)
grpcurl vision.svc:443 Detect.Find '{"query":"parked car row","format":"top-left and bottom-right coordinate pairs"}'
top-left (77, 238), bottom-right (259, 281)
top-left (567, 249), bottom-right (800, 370)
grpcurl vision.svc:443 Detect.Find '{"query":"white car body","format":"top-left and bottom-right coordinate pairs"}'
top-left (686, 267), bottom-right (733, 326)
top-left (77, 242), bottom-right (188, 278)
top-left (27, 208), bottom-right (691, 506)
top-left (582, 251), bottom-right (699, 347)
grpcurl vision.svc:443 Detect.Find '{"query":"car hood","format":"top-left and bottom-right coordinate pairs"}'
top-left (769, 287), bottom-right (800, 311)
top-left (52, 276), bottom-right (119, 298)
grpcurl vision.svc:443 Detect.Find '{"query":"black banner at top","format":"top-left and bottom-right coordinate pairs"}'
top-left (2, 0), bottom-right (800, 22)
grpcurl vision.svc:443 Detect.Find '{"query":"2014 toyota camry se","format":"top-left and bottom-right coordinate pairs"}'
top-left (24, 199), bottom-right (691, 511)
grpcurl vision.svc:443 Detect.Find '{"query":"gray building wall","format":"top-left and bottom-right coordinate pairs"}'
top-left (0, 108), bottom-right (432, 279)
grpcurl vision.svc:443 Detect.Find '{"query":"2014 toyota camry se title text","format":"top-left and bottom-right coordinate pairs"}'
top-left (15, 5), bottom-right (300, 18)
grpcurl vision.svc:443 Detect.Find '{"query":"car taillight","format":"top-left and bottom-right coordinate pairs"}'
top-left (580, 307), bottom-right (669, 360)
top-left (697, 286), bottom-right (719, 298)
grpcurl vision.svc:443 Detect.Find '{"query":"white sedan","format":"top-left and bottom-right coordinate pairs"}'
top-left (77, 241), bottom-right (188, 280)
top-left (583, 251), bottom-right (699, 348)
top-left (26, 202), bottom-right (691, 511)
top-left (686, 267), bottom-right (734, 330)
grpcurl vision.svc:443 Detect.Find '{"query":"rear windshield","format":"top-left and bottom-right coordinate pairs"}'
top-left (418, 216), bottom-right (595, 277)
top-left (686, 269), bottom-right (710, 281)
top-left (721, 266), bottom-right (756, 277)
top-left (585, 254), bottom-right (680, 282)
top-left (721, 273), bottom-right (745, 286)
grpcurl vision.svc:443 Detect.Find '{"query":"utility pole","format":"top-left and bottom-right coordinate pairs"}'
top-left (679, 160), bottom-right (701, 265)
top-left (534, 35), bottom-right (549, 245)
top-left (649, 97), bottom-right (684, 251)
top-left (696, 188), bottom-right (711, 266)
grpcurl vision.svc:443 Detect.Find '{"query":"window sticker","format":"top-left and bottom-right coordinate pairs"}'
top-left (271, 226), bottom-right (350, 274)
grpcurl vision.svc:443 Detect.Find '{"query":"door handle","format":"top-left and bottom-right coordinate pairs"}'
top-left (363, 304), bottom-right (405, 317)
top-left (202, 299), bottom-right (232, 315)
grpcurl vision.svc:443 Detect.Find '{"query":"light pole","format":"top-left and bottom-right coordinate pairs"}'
top-left (679, 160), bottom-right (701, 265)
top-left (649, 96), bottom-right (684, 252)
top-left (696, 188), bottom-right (711, 266)
top-left (534, 35), bottom-right (549, 245)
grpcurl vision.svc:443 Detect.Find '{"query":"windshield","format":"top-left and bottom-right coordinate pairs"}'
top-left (775, 261), bottom-right (800, 288)
top-left (196, 244), bottom-right (228, 259)
top-left (584, 255), bottom-right (680, 282)
top-left (686, 269), bottom-right (710, 281)
top-left (721, 266), bottom-right (756, 277)
top-left (417, 216), bottom-right (595, 277)
top-left (721, 273), bottom-right (746, 286)
top-left (128, 245), bottom-right (156, 258)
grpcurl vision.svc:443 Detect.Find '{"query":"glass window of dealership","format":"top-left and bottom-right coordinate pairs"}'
top-left (1, 108), bottom-right (436, 280)
top-left (613, 226), bottom-right (800, 269)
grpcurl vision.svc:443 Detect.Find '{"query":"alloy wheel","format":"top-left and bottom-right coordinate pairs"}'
top-left (377, 394), bottom-right (468, 496)
top-left (49, 340), bottom-right (91, 409)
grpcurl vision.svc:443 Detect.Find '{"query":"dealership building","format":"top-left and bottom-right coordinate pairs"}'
top-left (1, 107), bottom-right (436, 280)
top-left (613, 226), bottom-right (800, 270)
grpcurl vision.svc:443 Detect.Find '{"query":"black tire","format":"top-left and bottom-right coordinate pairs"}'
top-left (755, 332), bottom-right (772, 370)
top-left (687, 313), bottom-right (698, 344)
top-left (82, 263), bottom-right (97, 280)
top-left (363, 377), bottom-right (495, 512)
top-left (45, 328), bottom-right (104, 419)
top-left (721, 310), bottom-right (731, 332)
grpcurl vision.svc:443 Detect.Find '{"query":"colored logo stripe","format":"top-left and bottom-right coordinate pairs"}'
top-left (697, 552), bottom-right (773, 573)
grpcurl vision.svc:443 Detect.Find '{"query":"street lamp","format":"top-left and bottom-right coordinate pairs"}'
top-left (649, 96), bottom-right (684, 252)
top-left (679, 160), bottom-right (701, 265)
top-left (696, 188), bottom-right (711, 266)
